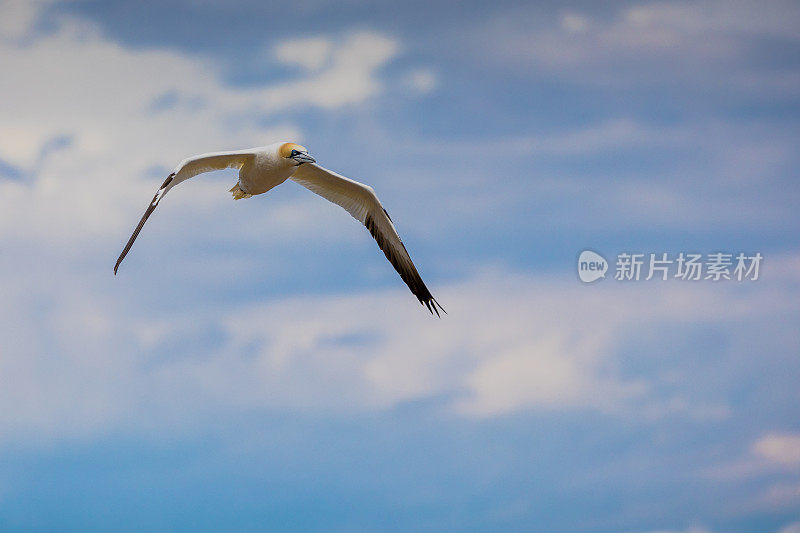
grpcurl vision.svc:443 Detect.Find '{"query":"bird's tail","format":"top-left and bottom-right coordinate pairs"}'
top-left (229, 183), bottom-right (252, 200)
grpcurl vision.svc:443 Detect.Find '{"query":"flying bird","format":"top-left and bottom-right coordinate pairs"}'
top-left (114, 142), bottom-right (444, 315)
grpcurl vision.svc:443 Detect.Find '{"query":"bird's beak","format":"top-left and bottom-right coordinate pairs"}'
top-left (291, 151), bottom-right (316, 165)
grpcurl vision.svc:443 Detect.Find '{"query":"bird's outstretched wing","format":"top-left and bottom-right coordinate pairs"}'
top-left (114, 150), bottom-right (254, 274)
top-left (291, 163), bottom-right (444, 316)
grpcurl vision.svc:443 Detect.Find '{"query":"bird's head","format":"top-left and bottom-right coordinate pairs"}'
top-left (279, 142), bottom-right (315, 166)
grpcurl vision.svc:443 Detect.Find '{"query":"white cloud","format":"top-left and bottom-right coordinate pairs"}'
top-left (2, 257), bottom-right (798, 446)
top-left (262, 31), bottom-right (399, 110)
top-left (753, 433), bottom-right (800, 467)
top-left (383, 116), bottom-right (799, 237)
top-left (754, 481), bottom-right (800, 511)
top-left (404, 68), bottom-right (438, 94)
top-left (394, 118), bottom-right (679, 163)
top-left (700, 429), bottom-right (800, 510)
top-left (0, 4), bottom-right (404, 249)
top-left (778, 522), bottom-right (800, 533)
top-left (274, 36), bottom-right (333, 71)
top-left (456, 337), bottom-right (647, 416)
top-left (0, 0), bottom-right (56, 40)
top-left (0, 1), bottom-right (435, 444)
top-left (480, 0), bottom-right (800, 92)
top-left (560, 12), bottom-right (590, 34)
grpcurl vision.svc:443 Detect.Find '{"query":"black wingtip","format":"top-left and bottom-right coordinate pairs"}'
top-left (423, 297), bottom-right (445, 318)
top-left (114, 172), bottom-right (174, 277)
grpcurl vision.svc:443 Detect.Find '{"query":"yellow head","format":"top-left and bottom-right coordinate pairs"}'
top-left (278, 142), bottom-right (315, 165)
top-left (278, 142), bottom-right (307, 158)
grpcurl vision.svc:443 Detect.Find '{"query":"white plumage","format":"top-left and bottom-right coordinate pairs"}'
top-left (114, 142), bottom-right (444, 315)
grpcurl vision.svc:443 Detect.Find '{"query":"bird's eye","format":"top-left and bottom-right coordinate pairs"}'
top-left (290, 149), bottom-right (300, 158)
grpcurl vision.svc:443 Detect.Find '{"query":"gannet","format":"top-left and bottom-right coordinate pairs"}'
top-left (114, 142), bottom-right (444, 315)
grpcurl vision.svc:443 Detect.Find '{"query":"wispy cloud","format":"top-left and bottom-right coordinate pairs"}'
top-left (779, 522), bottom-right (800, 533)
top-left (476, 0), bottom-right (800, 93)
top-left (0, 2), bottom-right (420, 251)
top-left (260, 31), bottom-right (399, 110)
top-left (273, 36), bottom-right (333, 72)
top-left (754, 433), bottom-right (800, 468)
top-left (2, 259), bottom-right (798, 446)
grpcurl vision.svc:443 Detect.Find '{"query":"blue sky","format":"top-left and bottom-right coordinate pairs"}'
top-left (0, 0), bottom-right (799, 531)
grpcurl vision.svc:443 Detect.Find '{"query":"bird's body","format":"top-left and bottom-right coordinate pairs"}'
top-left (115, 142), bottom-right (444, 315)
top-left (166, 142), bottom-right (304, 199)
top-left (235, 142), bottom-right (298, 196)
